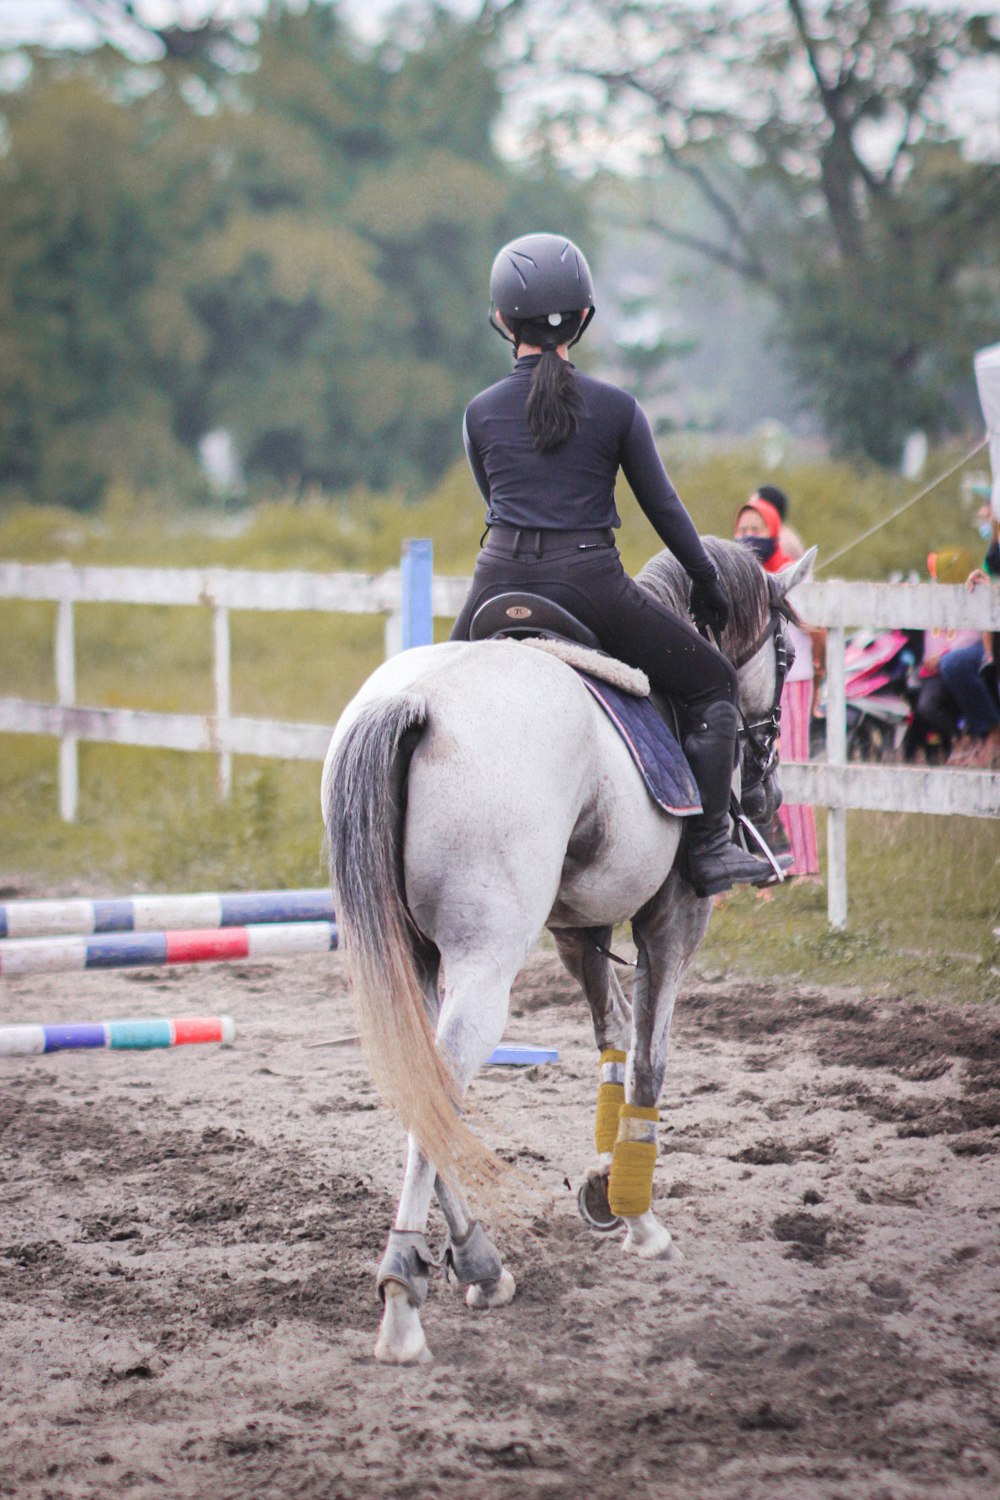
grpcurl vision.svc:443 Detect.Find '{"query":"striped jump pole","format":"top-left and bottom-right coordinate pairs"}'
top-left (0, 888), bottom-right (334, 939)
top-left (0, 921), bottom-right (338, 977)
top-left (0, 1015), bottom-right (235, 1056)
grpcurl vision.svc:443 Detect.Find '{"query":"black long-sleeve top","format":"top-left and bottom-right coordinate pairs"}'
top-left (463, 355), bottom-right (715, 581)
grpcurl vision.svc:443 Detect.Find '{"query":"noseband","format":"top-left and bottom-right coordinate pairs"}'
top-left (732, 610), bottom-right (791, 796)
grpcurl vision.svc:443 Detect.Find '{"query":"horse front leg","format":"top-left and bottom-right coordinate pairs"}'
top-left (552, 927), bottom-right (632, 1233)
top-left (611, 872), bottom-right (711, 1261)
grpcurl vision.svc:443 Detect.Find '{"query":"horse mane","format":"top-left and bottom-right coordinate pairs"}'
top-left (637, 537), bottom-right (799, 661)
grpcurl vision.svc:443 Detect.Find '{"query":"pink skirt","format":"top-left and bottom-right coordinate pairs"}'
top-left (778, 679), bottom-right (820, 876)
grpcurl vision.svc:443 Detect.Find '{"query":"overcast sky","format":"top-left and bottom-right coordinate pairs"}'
top-left (1, 0), bottom-right (995, 171)
top-left (0, 0), bottom-right (483, 49)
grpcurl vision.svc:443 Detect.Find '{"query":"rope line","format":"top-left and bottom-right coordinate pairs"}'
top-left (815, 435), bottom-right (988, 575)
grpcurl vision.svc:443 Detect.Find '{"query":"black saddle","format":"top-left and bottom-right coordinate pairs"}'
top-left (469, 587), bottom-right (682, 738)
top-left (469, 592), bottom-right (602, 649)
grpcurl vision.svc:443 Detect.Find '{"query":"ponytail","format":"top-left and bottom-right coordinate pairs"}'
top-left (513, 311), bottom-right (584, 453)
top-left (525, 349), bottom-right (582, 452)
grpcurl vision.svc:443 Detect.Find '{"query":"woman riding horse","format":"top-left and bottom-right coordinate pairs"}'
top-left (451, 232), bottom-right (773, 897)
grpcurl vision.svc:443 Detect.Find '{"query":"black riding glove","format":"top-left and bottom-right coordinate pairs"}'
top-left (689, 570), bottom-right (730, 638)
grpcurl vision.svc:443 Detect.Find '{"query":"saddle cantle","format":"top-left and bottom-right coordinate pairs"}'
top-left (469, 592), bottom-right (602, 649)
top-left (468, 591), bottom-right (702, 817)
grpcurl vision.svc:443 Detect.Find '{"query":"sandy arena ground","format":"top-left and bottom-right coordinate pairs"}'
top-left (1, 946), bottom-right (998, 1500)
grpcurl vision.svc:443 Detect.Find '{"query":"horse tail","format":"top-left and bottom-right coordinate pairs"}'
top-left (325, 693), bottom-right (503, 1193)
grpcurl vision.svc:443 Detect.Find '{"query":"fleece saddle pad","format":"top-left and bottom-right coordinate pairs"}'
top-left (578, 671), bottom-right (702, 817)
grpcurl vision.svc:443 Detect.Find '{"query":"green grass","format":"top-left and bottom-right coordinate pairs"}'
top-left (696, 811), bottom-right (1000, 1007)
top-left (1, 446), bottom-right (997, 1007)
top-left (0, 737), bottom-right (327, 896)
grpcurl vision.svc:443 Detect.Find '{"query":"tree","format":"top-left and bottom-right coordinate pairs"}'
top-left (0, 71), bottom-right (200, 507)
top-left (0, 3), bottom-right (587, 506)
top-left (505, 0), bottom-right (1000, 462)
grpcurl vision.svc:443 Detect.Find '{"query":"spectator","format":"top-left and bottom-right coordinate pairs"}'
top-left (735, 493), bottom-right (821, 879)
top-left (948, 514), bottom-right (1000, 768)
top-left (749, 483), bottom-right (805, 564)
top-left (901, 548), bottom-right (981, 764)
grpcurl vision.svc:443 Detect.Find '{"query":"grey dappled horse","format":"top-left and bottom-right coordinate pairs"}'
top-left (321, 539), bottom-right (814, 1363)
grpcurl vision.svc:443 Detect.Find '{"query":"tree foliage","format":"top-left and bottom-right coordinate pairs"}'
top-left (508, 0), bottom-right (1000, 462)
top-left (0, 2), bottom-right (585, 507)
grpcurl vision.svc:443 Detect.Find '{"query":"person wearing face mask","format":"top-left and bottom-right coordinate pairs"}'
top-left (734, 493), bottom-right (821, 879)
top-left (750, 484), bottom-right (805, 565)
top-left (734, 493), bottom-right (794, 571)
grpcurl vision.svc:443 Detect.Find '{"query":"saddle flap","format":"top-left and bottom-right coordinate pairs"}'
top-left (469, 592), bottom-right (602, 650)
top-left (580, 672), bottom-right (701, 817)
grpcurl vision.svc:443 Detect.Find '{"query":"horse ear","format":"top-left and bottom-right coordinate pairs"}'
top-left (772, 545), bottom-right (817, 601)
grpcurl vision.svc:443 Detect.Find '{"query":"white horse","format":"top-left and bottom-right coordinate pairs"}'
top-left (321, 538), bottom-right (814, 1364)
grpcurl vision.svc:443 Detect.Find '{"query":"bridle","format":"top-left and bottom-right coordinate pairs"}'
top-left (731, 607), bottom-right (791, 799)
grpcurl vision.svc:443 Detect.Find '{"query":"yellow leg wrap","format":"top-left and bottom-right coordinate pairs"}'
top-left (594, 1048), bottom-right (627, 1156)
top-left (608, 1104), bottom-right (659, 1218)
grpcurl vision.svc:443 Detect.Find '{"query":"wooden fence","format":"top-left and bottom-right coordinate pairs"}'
top-left (785, 578), bottom-right (999, 925)
top-left (1, 547), bottom-right (998, 929)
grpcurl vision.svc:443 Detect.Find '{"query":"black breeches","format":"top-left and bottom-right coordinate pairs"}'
top-left (449, 531), bottom-right (736, 719)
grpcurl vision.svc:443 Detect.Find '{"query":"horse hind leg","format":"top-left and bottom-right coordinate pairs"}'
top-left (373, 949), bottom-right (443, 1365)
top-left (430, 950), bottom-right (521, 1307)
top-left (374, 948), bottom-right (519, 1361)
top-left (435, 1176), bottom-right (515, 1310)
top-left (374, 1137), bottom-right (439, 1365)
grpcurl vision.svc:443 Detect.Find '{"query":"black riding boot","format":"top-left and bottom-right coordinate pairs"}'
top-left (683, 700), bottom-right (776, 898)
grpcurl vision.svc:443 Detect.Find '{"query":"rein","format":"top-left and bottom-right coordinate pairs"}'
top-left (731, 610), bottom-right (791, 793)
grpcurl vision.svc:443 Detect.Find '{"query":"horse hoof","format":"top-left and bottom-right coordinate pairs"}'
top-left (466, 1268), bottom-right (516, 1309)
top-left (622, 1217), bottom-right (683, 1262)
top-left (374, 1327), bottom-right (433, 1364)
top-left (577, 1173), bottom-right (623, 1234)
top-left (375, 1282), bottom-right (432, 1363)
top-left (374, 1340), bottom-right (432, 1365)
top-left (636, 1236), bottom-right (684, 1263)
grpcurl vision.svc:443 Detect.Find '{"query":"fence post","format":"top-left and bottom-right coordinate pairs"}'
top-left (400, 539), bottom-right (433, 651)
top-left (213, 604), bottom-right (232, 800)
top-left (825, 624), bottom-right (848, 928)
top-left (55, 597), bottom-right (78, 823)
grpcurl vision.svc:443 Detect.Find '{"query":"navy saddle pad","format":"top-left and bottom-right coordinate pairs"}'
top-left (579, 672), bottom-right (702, 817)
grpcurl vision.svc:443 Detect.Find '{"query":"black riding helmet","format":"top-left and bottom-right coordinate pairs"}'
top-left (489, 233), bottom-right (596, 349)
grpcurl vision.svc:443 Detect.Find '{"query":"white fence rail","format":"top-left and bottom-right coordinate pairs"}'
top-left (0, 557), bottom-right (466, 821)
top-left (1, 559), bottom-right (998, 929)
top-left (781, 579), bottom-right (1000, 925)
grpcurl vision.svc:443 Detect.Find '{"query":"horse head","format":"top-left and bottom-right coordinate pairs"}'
top-left (733, 545), bottom-right (817, 829)
top-left (637, 539), bottom-right (816, 831)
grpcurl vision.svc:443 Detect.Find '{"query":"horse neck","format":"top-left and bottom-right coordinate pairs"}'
top-left (735, 631), bottom-right (778, 718)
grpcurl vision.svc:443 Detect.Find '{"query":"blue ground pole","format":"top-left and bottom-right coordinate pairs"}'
top-left (401, 538), bottom-right (434, 650)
